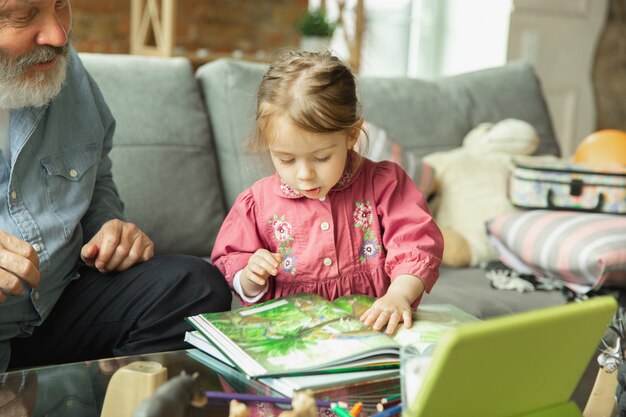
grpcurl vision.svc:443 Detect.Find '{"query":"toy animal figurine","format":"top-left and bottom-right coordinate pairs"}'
top-left (423, 118), bottom-right (542, 267)
top-left (133, 371), bottom-right (207, 417)
top-left (226, 390), bottom-right (317, 417)
top-left (278, 390), bottom-right (317, 417)
top-left (229, 399), bottom-right (250, 417)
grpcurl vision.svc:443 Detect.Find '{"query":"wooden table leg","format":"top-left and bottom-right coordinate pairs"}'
top-left (583, 368), bottom-right (618, 417)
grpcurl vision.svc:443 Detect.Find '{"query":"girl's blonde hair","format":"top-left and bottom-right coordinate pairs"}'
top-left (250, 50), bottom-right (367, 160)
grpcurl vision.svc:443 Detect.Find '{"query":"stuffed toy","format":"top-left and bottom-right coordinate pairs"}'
top-left (227, 390), bottom-right (317, 417)
top-left (423, 119), bottom-right (541, 268)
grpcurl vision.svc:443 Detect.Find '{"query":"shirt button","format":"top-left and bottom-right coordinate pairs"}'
top-left (10, 191), bottom-right (16, 200)
top-left (320, 222), bottom-right (330, 231)
top-left (33, 291), bottom-right (40, 301)
top-left (69, 169), bottom-right (78, 178)
top-left (323, 258), bottom-right (332, 266)
top-left (319, 196), bottom-right (326, 202)
top-left (32, 244), bottom-right (41, 252)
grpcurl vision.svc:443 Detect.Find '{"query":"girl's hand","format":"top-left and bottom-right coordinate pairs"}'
top-left (241, 249), bottom-right (282, 296)
top-left (360, 292), bottom-right (412, 335)
top-left (360, 274), bottom-right (425, 335)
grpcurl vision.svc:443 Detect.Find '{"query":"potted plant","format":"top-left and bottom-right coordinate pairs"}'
top-left (295, 8), bottom-right (336, 52)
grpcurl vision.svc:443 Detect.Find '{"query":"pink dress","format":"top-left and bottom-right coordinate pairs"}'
top-left (211, 158), bottom-right (443, 306)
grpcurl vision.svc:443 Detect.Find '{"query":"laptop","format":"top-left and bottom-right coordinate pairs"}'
top-left (403, 296), bottom-right (617, 417)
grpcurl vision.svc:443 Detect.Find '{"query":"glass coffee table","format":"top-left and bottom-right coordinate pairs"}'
top-left (0, 349), bottom-right (401, 417)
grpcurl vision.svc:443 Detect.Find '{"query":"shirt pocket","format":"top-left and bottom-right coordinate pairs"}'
top-left (40, 144), bottom-right (100, 239)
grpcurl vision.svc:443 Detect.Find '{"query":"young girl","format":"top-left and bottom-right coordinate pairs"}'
top-left (211, 50), bottom-right (443, 334)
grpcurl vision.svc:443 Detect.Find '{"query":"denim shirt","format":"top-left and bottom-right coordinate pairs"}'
top-left (0, 48), bottom-right (125, 371)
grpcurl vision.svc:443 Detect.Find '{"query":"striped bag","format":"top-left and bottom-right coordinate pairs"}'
top-left (487, 209), bottom-right (626, 292)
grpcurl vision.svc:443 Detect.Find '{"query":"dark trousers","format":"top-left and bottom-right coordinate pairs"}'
top-left (8, 255), bottom-right (231, 369)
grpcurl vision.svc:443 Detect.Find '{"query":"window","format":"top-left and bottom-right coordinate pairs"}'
top-left (312, 0), bottom-right (510, 78)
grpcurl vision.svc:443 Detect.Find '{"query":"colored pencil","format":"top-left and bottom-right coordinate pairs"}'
top-left (380, 393), bottom-right (401, 403)
top-left (349, 401), bottom-right (363, 417)
top-left (376, 397), bottom-right (401, 412)
top-left (331, 402), bottom-right (353, 417)
top-left (203, 391), bottom-right (333, 408)
top-left (370, 403), bottom-right (403, 417)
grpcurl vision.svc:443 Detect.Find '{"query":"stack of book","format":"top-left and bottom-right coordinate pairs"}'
top-left (184, 293), bottom-right (477, 409)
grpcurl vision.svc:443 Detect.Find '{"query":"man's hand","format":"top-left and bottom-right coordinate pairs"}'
top-left (0, 231), bottom-right (40, 303)
top-left (241, 249), bottom-right (281, 297)
top-left (81, 219), bottom-right (154, 272)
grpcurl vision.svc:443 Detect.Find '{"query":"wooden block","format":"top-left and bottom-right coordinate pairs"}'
top-left (101, 361), bottom-right (168, 417)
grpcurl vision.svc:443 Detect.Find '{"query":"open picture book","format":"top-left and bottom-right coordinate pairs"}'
top-left (185, 293), bottom-right (477, 379)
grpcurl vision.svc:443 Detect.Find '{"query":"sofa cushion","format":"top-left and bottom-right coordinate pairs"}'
top-left (196, 59), bottom-right (268, 210)
top-left (197, 59), bottom-right (560, 209)
top-left (359, 62), bottom-right (560, 158)
top-left (79, 53), bottom-right (226, 257)
top-left (487, 210), bottom-right (626, 291)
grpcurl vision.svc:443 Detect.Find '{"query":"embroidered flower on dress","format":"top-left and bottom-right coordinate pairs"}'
top-left (360, 239), bottom-right (380, 260)
top-left (353, 201), bottom-right (381, 263)
top-left (272, 218), bottom-right (293, 243)
top-left (269, 214), bottom-right (297, 275)
top-left (335, 170), bottom-right (352, 189)
top-left (353, 201), bottom-right (374, 230)
top-left (279, 180), bottom-right (301, 198)
top-left (281, 254), bottom-right (297, 274)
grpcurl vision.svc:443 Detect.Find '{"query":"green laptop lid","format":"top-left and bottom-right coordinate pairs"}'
top-left (405, 296), bottom-right (617, 417)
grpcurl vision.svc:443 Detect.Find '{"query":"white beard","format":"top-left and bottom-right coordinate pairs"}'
top-left (0, 47), bottom-right (69, 110)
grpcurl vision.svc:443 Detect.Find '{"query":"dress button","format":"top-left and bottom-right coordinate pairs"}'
top-left (10, 191), bottom-right (16, 200)
top-left (319, 196), bottom-right (326, 202)
top-left (323, 258), bottom-right (332, 266)
top-left (69, 169), bottom-right (78, 178)
top-left (320, 222), bottom-right (330, 231)
top-left (32, 243), bottom-right (41, 252)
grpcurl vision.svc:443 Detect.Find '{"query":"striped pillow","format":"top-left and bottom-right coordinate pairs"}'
top-left (361, 121), bottom-right (436, 196)
top-left (487, 210), bottom-right (626, 292)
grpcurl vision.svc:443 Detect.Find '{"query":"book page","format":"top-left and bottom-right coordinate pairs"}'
top-left (332, 294), bottom-right (479, 355)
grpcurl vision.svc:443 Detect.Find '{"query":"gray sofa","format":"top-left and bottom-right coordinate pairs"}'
top-left (79, 53), bottom-right (568, 319)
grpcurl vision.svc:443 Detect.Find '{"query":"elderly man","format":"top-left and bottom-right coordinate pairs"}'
top-left (0, 0), bottom-right (231, 371)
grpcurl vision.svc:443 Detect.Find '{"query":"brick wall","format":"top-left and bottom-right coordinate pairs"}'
top-left (70, 0), bottom-right (307, 56)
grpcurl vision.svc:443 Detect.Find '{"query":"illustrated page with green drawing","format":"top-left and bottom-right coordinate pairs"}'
top-left (186, 293), bottom-right (477, 378)
top-left (332, 296), bottom-right (478, 356)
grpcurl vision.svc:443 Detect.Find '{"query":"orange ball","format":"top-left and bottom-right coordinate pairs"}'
top-left (574, 129), bottom-right (626, 167)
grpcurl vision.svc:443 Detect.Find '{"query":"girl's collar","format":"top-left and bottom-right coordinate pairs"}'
top-left (274, 179), bottom-right (301, 199)
top-left (271, 151), bottom-right (363, 199)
